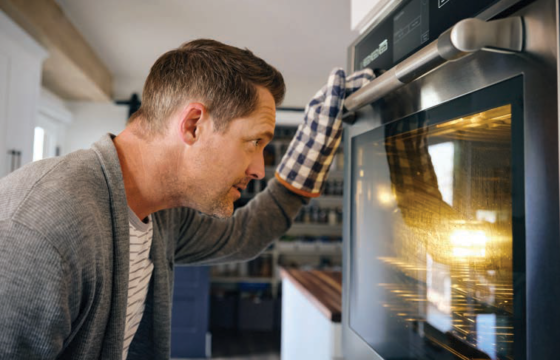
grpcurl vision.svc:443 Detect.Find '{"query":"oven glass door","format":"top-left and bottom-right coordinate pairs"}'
top-left (349, 77), bottom-right (525, 359)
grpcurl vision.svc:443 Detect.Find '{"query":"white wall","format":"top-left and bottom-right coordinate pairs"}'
top-left (64, 102), bottom-right (128, 154)
top-left (351, 0), bottom-right (401, 33)
top-left (40, 88), bottom-right (73, 122)
top-left (38, 88), bottom-right (73, 157)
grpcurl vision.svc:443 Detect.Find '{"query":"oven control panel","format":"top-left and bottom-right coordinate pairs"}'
top-left (354, 0), bottom-right (500, 73)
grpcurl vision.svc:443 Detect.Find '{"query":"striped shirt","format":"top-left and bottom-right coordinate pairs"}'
top-left (122, 208), bottom-right (154, 359)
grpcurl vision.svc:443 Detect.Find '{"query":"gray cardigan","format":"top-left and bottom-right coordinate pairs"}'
top-left (0, 134), bottom-right (306, 359)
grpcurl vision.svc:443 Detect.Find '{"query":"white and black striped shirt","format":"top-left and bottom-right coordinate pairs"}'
top-left (122, 208), bottom-right (154, 359)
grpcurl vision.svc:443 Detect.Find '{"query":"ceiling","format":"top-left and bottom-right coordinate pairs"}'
top-left (56, 0), bottom-right (358, 108)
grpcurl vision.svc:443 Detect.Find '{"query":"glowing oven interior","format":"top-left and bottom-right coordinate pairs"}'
top-left (350, 103), bottom-right (522, 360)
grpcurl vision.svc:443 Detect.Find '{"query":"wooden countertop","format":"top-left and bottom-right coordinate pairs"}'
top-left (280, 268), bottom-right (342, 323)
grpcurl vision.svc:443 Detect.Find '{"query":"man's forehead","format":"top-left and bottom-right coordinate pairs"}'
top-left (226, 112), bottom-right (274, 136)
top-left (250, 119), bottom-right (275, 137)
top-left (252, 105), bottom-right (276, 127)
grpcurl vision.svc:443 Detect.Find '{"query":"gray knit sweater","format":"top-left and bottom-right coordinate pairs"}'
top-left (0, 134), bottom-right (306, 359)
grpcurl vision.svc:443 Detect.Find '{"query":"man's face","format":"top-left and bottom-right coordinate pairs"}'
top-left (184, 87), bottom-right (276, 217)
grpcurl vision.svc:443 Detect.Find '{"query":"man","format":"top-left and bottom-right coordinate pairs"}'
top-left (0, 39), bottom-right (373, 359)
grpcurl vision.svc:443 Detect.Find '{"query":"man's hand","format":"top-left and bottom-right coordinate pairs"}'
top-left (275, 68), bottom-right (374, 197)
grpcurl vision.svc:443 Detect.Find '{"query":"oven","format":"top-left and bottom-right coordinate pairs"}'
top-left (341, 0), bottom-right (559, 359)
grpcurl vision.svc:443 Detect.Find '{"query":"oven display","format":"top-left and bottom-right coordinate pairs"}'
top-left (354, 0), bottom-right (501, 72)
top-left (350, 104), bottom-right (518, 359)
top-left (393, 0), bottom-right (430, 63)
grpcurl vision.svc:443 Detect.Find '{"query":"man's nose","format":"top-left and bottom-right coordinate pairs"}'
top-left (246, 152), bottom-right (265, 180)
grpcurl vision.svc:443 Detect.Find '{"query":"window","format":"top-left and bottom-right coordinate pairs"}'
top-left (33, 126), bottom-right (45, 161)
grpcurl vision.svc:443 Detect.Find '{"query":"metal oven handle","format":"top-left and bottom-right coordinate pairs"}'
top-left (344, 17), bottom-right (524, 114)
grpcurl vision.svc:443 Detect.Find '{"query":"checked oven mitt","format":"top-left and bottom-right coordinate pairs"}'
top-left (275, 68), bottom-right (375, 197)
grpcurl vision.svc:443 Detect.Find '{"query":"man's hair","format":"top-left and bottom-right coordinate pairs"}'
top-left (130, 39), bottom-right (285, 134)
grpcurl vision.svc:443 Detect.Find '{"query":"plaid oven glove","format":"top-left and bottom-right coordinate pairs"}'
top-left (275, 68), bottom-right (375, 197)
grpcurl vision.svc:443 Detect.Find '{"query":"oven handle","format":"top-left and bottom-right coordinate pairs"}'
top-left (343, 16), bottom-right (524, 115)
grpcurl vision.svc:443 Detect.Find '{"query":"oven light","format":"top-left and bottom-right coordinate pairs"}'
top-left (450, 230), bottom-right (488, 258)
top-left (377, 185), bottom-right (396, 207)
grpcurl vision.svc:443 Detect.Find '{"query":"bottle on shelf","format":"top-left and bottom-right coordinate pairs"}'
top-left (293, 203), bottom-right (342, 225)
top-left (263, 144), bottom-right (276, 167)
top-left (328, 208), bottom-right (338, 226)
top-left (321, 179), bottom-right (344, 196)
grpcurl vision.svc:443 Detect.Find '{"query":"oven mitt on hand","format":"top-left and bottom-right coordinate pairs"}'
top-left (275, 67), bottom-right (375, 197)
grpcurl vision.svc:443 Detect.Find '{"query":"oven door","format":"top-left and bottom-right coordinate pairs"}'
top-left (342, 0), bottom-right (559, 359)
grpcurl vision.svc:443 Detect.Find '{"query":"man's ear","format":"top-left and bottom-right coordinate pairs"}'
top-left (178, 103), bottom-right (206, 145)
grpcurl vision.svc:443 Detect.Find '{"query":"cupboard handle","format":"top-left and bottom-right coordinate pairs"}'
top-left (16, 150), bottom-right (22, 169)
top-left (6, 150), bottom-right (23, 172)
top-left (7, 150), bottom-right (15, 172)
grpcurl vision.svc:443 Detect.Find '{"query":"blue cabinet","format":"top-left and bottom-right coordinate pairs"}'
top-left (171, 266), bottom-right (210, 358)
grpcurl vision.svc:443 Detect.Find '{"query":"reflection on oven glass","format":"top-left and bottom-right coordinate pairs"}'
top-left (351, 105), bottom-right (514, 359)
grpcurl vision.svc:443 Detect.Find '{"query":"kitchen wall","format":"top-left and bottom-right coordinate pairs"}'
top-left (352, 0), bottom-right (401, 33)
top-left (64, 102), bottom-right (128, 155)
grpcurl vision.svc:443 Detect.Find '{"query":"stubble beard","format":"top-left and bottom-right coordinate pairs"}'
top-left (169, 179), bottom-right (234, 219)
top-left (162, 164), bottom-right (240, 218)
top-left (202, 176), bottom-right (248, 219)
top-left (202, 186), bottom-right (234, 219)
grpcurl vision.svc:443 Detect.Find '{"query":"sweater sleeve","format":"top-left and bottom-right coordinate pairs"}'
top-left (172, 178), bottom-right (308, 265)
top-left (0, 220), bottom-right (72, 359)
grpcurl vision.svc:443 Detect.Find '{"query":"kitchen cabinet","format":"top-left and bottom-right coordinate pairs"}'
top-left (0, 10), bottom-right (48, 177)
top-left (280, 268), bottom-right (342, 360)
top-left (171, 266), bottom-right (211, 359)
top-left (0, 53), bottom-right (9, 175)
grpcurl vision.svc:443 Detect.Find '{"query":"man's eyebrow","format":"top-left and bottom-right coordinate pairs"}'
top-left (260, 131), bottom-right (274, 141)
top-left (246, 130), bottom-right (274, 142)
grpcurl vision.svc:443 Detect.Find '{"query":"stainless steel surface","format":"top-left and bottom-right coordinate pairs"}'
top-left (343, 67), bottom-right (403, 111)
top-left (450, 17), bottom-right (524, 53)
top-left (345, 15), bottom-right (524, 112)
top-left (478, 0), bottom-right (528, 20)
top-left (342, 0), bottom-right (559, 359)
top-left (394, 41), bottom-right (446, 83)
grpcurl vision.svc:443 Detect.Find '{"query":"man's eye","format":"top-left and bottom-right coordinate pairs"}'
top-left (252, 139), bottom-right (261, 147)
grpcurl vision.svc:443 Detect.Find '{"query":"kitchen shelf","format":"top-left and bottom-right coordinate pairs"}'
top-left (286, 224), bottom-right (343, 236)
top-left (211, 125), bottom-right (343, 300)
top-left (276, 241), bottom-right (342, 254)
top-left (326, 170), bottom-right (344, 180)
top-left (313, 196), bottom-right (343, 207)
top-left (211, 277), bottom-right (274, 284)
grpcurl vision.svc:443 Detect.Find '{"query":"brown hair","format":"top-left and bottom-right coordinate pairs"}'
top-left (130, 39), bottom-right (285, 134)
